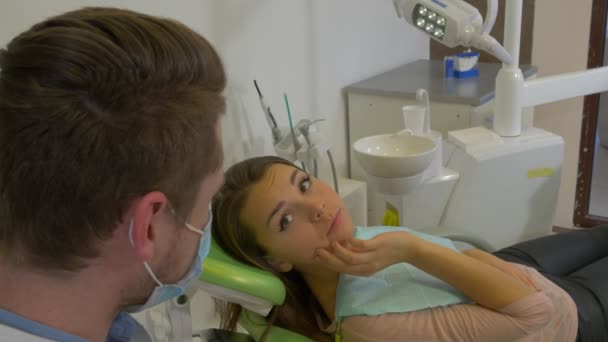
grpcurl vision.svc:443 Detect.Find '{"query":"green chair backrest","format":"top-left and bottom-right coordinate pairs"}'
top-left (200, 238), bottom-right (313, 341)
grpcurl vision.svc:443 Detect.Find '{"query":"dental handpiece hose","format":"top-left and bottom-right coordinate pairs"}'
top-left (327, 150), bottom-right (339, 194)
top-left (261, 97), bottom-right (283, 144)
top-left (253, 80), bottom-right (282, 144)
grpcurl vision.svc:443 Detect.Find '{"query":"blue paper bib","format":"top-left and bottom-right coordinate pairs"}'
top-left (335, 226), bottom-right (471, 319)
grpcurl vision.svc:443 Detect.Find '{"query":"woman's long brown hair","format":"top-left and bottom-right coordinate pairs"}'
top-left (211, 156), bottom-right (333, 342)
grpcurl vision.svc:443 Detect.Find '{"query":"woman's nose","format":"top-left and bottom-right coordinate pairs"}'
top-left (310, 201), bottom-right (326, 222)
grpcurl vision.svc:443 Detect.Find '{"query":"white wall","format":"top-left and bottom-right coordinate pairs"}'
top-left (0, 1), bottom-right (213, 45)
top-left (211, 0), bottom-right (429, 176)
top-left (1, 0), bottom-right (428, 179)
top-left (532, 0), bottom-right (593, 228)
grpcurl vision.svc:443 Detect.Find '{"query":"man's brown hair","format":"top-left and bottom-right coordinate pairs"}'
top-left (0, 7), bottom-right (226, 271)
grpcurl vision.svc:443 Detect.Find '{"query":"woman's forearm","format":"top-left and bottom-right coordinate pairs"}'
top-left (406, 238), bottom-right (536, 310)
top-left (462, 249), bottom-right (518, 272)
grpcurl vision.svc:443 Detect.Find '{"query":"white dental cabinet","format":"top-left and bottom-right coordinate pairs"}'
top-left (338, 177), bottom-right (367, 227)
top-left (345, 59), bottom-right (537, 224)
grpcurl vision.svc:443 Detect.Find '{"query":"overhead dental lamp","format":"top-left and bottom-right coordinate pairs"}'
top-left (393, 0), bottom-right (512, 65)
top-left (394, 0), bottom-right (608, 137)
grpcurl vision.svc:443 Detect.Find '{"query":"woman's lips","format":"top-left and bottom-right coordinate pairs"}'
top-left (328, 209), bottom-right (342, 237)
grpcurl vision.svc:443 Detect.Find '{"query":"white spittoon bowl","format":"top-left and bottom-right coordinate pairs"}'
top-left (353, 133), bottom-right (437, 178)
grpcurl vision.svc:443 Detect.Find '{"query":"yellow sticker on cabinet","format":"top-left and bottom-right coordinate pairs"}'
top-left (528, 168), bottom-right (555, 179)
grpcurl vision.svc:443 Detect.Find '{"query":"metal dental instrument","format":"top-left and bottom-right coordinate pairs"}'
top-left (253, 80), bottom-right (282, 144)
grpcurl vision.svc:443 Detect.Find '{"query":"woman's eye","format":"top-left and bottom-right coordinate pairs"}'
top-left (279, 213), bottom-right (293, 232)
top-left (300, 177), bottom-right (311, 193)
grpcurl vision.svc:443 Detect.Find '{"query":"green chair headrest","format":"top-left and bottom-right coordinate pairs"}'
top-left (200, 238), bottom-right (286, 306)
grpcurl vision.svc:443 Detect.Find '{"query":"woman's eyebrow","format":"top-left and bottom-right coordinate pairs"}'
top-left (267, 200), bottom-right (286, 228)
top-left (266, 168), bottom-right (300, 228)
top-left (290, 168), bottom-right (299, 185)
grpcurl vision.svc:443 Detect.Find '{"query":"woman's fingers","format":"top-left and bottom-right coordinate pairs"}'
top-left (315, 248), bottom-right (379, 276)
top-left (347, 238), bottom-right (370, 251)
top-left (315, 248), bottom-right (348, 272)
top-left (332, 241), bottom-right (373, 265)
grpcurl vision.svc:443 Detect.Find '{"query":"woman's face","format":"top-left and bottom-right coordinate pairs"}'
top-left (240, 163), bottom-right (355, 272)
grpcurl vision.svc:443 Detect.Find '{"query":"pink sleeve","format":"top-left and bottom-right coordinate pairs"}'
top-left (341, 291), bottom-right (554, 342)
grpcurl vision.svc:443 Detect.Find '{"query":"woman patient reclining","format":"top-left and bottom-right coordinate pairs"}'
top-left (212, 156), bottom-right (577, 342)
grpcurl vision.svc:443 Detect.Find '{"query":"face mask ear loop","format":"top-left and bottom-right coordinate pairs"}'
top-left (184, 223), bottom-right (204, 235)
top-left (129, 218), bottom-right (164, 287)
top-left (183, 206), bottom-right (212, 235)
top-left (128, 218), bottom-right (135, 245)
top-left (143, 262), bottom-right (164, 287)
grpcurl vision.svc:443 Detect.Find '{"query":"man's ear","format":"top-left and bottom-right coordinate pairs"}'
top-left (129, 191), bottom-right (169, 262)
top-left (263, 255), bottom-right (293, 273)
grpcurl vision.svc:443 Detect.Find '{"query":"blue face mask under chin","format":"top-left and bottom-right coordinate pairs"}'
top-left (125, 205), bottom-right (213, 313)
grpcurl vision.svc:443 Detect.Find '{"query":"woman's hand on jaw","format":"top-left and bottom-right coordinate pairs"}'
top-left (314, 231), bottom-right (421, 276)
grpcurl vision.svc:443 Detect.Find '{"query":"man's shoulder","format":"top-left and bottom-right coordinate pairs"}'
top-left (0, 323), bottom-right (55, 342)
top-left (109, 312), bottom-right (152, 342)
